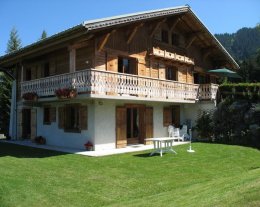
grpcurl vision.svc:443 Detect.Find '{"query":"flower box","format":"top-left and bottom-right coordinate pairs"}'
top-left (22, 92), bottom-right (38, 101)
top-left (55, 88), bottom-right (77, 99)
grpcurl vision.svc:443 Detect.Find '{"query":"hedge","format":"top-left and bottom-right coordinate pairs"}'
top-left (219, 83), bottom-right (260, 101)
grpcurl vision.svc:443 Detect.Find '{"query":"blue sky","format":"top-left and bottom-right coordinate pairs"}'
top-left (0, 0), bottom-right (259, 56)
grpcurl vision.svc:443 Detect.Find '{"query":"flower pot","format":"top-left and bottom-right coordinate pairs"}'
top-left (86, 146), bottom-right (93, 151)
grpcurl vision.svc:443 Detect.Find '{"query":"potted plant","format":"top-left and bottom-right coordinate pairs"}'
top-left (84, 141), bottom-right (93, 151)
top-left (34, 136), bottom-right (46, 145)
top-left (55, 88), bottom-right (77, 99)
top-left (22, 92), bottom-right (38, 101)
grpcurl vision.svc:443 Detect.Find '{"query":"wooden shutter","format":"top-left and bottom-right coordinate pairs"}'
top-left (172, 105), bottom-right (180, 127)
top-left (106, 53), bottom-right (118, 72)
top-left (80, 105), bottom-right (88, 130)
top-left (138, 59), bottom-right (146, 76)
top-left (145, 107), bottom-right (153, 145)
top-left (116, 106), bottom-right (127, 148)
top-left (158, 63), bottom-right (165, 79)
top-left (163, 107), bottom-right (172, 127)
top-left (58, 107), bottom-right (64, 129)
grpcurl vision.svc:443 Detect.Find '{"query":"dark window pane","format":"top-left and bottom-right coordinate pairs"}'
top-left (161, 30), bottom-right (169, 43)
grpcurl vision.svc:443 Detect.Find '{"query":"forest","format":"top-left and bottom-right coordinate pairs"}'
top-left (215, 24), bottom-right (260, 82)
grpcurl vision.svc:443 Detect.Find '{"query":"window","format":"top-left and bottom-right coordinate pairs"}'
top-left (171, 33), bottom-right (180, 46)
top-left (25, 68), bottom-right (31, 81)
top-left (65, 105), bottom-right (80, 132)
top-left (43, 106), bottom-right (56, 125)
top-left (163, 106), bottom-right (180, 127)
top-left (58, 105), bottom-right (88, 132)
top-left (44, 62), bottom-right (50, 77)
top-left (161, 30), bottom-right (169, 43)
top-left (118, 57), bottom-right (136, 74)
top-left (166, 66), bottom-right (178, 81)
top-left (43, 107), bottom-right (51, 125)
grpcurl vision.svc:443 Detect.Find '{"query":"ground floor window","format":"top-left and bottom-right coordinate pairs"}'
top-left (65, 105), bottom-right (80, 132)
top-left (43, 107), bottom-right (51, 125)
top-left (58, 104), bottom-right (88, 133)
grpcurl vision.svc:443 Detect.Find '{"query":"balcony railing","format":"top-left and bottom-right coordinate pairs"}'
top-left (198, 83), bottom-right (219, 100)
top-left (21, 69), bottom-right (200, 102)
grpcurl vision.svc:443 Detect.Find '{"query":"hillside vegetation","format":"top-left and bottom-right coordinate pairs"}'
top-left (215, 25), bottom-right (260, 82)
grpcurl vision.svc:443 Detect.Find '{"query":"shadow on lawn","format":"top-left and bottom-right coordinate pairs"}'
top-left (0, 142), bottom-right (68, 158)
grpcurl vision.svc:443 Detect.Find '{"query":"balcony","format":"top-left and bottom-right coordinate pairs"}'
top-left (21, 69), bottom-right (200, 103)
top-left (198, 84), bottom-right (219, 100)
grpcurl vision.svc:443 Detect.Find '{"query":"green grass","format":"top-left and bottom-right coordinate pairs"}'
top-left (0, 142), bottom-right (259, 207)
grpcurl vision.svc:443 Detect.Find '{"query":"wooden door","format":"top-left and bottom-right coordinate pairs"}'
top-left (145, 107), bottom-right (153, 145)
top-left (116, 107), bottom-right (127, 148)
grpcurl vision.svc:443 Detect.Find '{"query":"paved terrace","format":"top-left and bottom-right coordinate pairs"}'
top-left (1, 139), bottom-right (188, 157)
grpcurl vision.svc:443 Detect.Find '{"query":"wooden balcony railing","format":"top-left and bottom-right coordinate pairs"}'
top-left (21, 69), bottom-right (200, 102)
top-left (198, 83), bottom-right (219, 100)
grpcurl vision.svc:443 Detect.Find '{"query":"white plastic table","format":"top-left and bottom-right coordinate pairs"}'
top-left (145, 137), bottom-right (177, 157)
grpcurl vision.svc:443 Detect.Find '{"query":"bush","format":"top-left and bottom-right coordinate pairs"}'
top-left (219, 83), bottom-right (260, 101)
top-left (194, 111), bottom-right (214, 140)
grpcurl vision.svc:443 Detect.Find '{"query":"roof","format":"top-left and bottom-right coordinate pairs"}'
top-left (0, 5), bottom-right (239, 69)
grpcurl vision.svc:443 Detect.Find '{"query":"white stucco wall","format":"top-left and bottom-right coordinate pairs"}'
top-left (94, 100), bottom-right (116, 151)
top-left (36, 101), bottom-right (95, 150)
top-left (35, 98), bottom-right (214, 151)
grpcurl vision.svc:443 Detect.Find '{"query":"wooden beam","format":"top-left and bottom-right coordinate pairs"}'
top-left (168, 18), bottom-right (180, 32)
top-left (185, 36), bottom-right (196, 49)
top-left (126, 23), bottom-right (144, 45)
top-left (149, 18), bottom-right (167, 37)
top-left (202, 47), bottom-right (214, 60)
top-left (69, 34), bottom-right (94, 50)
top-left (97, 30), bottom-right (116, 52)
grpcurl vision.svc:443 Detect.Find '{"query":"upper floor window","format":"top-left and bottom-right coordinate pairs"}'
top-left (171, 33), bottom-right (180, 46)
top-left (25, 68), bottom-right (31, 81)
top-left (44, 62), bottom-right (50, 77)
top-left (118, 57), bottom-right (137, 75)
top-left (166, 66), bottom-right (178, 81)
top-left (161, 30), bottom-right (169, 43)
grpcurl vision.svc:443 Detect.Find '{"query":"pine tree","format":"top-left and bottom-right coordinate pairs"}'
top-left (0, 72), bottom-right (12, 136)
top-left (1, 27), bottom-right (21, 136)
top-left (6, 27), bottom-right (22, 53)
top-left (40, 30), bottom-right (47, 39)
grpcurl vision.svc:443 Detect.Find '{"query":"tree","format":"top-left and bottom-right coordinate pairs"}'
top-left (1, 27), bottom-right (21, 136)
top-left (0, 72), bottom-right (12, 136)
top-left (40, 30), bottom-right (47, 40)
top-left (6, 27), bottom-right (22, 53)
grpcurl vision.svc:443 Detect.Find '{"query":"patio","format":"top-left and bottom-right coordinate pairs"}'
top-left (1, 139), bottom-right (188, 156)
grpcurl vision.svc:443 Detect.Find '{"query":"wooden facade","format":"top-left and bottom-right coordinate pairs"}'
top-left (0, 6), bottom-right (239, 148)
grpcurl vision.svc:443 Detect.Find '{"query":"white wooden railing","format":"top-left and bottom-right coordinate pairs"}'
top-left (198, 84), bottom-right (219, 100)
top-left (21, 69), bottom-right (200, 101)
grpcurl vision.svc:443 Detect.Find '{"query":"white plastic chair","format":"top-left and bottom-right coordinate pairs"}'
top-left (168, 125), bottom-right (182, 141)
top-left (179, 125), bottom-right (189, 141)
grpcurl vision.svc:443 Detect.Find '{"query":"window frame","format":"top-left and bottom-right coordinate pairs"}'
top-left (64, 104), bottom-right (81, 133)
top-left (43, 106), bottom-right (51, 125)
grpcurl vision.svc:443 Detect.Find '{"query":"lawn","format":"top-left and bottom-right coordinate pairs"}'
top-left (0, 142), bottom-right (259, 207)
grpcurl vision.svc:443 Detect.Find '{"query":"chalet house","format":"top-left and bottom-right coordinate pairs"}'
top-left (0, 6), bottom-right (239, 151)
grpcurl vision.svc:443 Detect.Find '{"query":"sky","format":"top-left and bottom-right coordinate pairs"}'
top-left (0, 0), bottom-right (259, 56)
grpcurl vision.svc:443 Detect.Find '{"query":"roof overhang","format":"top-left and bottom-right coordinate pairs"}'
top-left (0, 5), bottom-right (239, 70)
